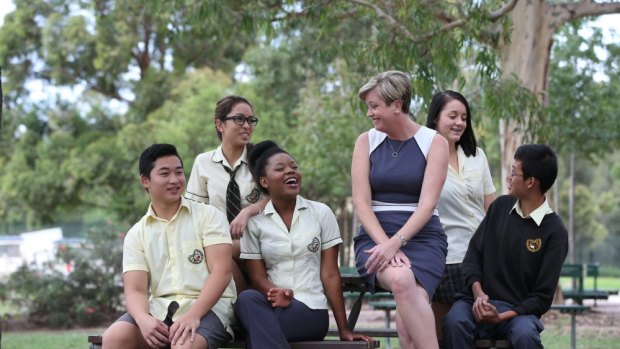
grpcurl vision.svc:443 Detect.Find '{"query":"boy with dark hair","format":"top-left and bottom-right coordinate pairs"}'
top-left (443, 144), bottom-right (568, 349)
top-left (102, 143), bottom-right (235, 349)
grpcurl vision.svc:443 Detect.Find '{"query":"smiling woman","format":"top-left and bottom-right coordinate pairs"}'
top-left (233, 140), bottom-right (373, 348)
top-left (424, 90), bottom-right (496, 340)
top-left (351, 70), bottom-right (449, 349)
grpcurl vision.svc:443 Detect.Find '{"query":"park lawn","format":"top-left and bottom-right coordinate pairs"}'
top-left (560, 276), bottom-right (620, 290)
top-left (2, 328), bottom-right (105, 349)
top-left (541, 315), bottom-right (619, 349)
top-left (5, 326), bottom-right (619, 349)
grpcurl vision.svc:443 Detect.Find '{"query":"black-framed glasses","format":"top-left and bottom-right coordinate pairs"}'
top-left (223, 114), bottom-right (259, 127)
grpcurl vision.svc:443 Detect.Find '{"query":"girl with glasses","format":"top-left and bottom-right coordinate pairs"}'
top-left (186, 95), bottom-right (268, 293)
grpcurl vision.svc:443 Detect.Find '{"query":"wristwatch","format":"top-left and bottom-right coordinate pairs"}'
top-left (396, 233), bottom-right (408, 247)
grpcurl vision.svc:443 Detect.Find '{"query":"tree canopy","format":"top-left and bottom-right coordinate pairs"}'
top-left (1, 0), bottom-right (619, 264)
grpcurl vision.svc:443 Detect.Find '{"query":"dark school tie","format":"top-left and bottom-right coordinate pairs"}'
top-left (224, 165), bottom-right (241, 223)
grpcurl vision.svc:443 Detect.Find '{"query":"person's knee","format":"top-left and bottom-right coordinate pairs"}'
top-left (509, 322), bottom-right (541, 346)
top-left (102, 322), bottom-right (139, 349)
top-left (382, 269), bottom-right (415, 295)
top-left (443, 307), bottom-right (472, 334)
top-left (442, 309), bottom-right (458, 331)
top-left (235, 289), bottom-right (266, 317)
top-left (171, 334), bottom-right (207, 349)
top-left (237, 289), bottom-right (263, 305)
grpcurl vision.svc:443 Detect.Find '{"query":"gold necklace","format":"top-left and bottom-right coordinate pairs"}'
top-left (387, 138), bottom-right (406, 158)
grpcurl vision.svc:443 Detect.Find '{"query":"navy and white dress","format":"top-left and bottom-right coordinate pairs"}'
top-left (354, 126), bottom-right (448, 298)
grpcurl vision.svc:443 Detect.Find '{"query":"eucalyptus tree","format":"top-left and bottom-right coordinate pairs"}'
top-left (544, 23), bottom-right (620, 262)
top-left (0, 0), bottom-right (257, 228)
top-left (0, 0), bottom-right (253, 112)
top-left (198, 0), bottom-right (620, 191)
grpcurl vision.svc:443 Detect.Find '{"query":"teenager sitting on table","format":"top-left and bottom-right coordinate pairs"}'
top-left (443, 144), bottom-right (568, 349)
top-left (234, 140), bottom-right (373, 348)
top-left (102, 143), bottom-right (235, 349)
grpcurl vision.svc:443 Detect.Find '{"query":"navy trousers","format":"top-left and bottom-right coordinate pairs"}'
top-left (443, 298), bottom-right (544, 349)
top-left (234, 289), bottom-right (329, 349)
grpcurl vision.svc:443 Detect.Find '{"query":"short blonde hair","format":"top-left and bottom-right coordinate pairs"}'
top-left (358, 70), bottom-right (412, 114)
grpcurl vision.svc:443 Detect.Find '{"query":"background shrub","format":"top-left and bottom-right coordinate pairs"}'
top-left (2, 225), bottom-right (123, 328)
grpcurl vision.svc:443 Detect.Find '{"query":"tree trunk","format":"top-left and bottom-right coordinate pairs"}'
top-left (496, 1), bottom-right (620, 193)
top-left (568, 149), bottom-right (575, 263)
top-left (497, 0), bottom-right (554, 193)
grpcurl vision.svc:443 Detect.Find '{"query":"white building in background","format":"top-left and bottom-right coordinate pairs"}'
top-left (0, 227), bottom-right (63, 277)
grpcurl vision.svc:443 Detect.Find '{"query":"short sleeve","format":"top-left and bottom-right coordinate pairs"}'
top-left (317, 203), bottom-right (343, 250)
top-left (123, 223), bottom-right (149, 274)
top-left (199, 204), bottom-right (232, 247)
top-left (479, 148), bottom-right (496, 195)
top-left (240, 219), bottom-right (263, 260)
top-left (185, 155), bottom-right (209, 204)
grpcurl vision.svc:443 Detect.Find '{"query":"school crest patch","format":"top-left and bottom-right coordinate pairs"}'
top-left (307, 237), bottom-right (320, 252)
top-left (246, 188), bottom-right (260, 204)
top-left (187, 249), bottom-right (205, 264)
top-left (526, 238), bottom-right (542, 253)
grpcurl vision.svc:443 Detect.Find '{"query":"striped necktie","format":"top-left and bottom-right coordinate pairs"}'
top-left (223, 165), bottom-right (241, 223)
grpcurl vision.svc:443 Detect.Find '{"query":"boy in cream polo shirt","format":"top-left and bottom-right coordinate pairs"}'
top-left (102, 144), bottom-right (235, 349)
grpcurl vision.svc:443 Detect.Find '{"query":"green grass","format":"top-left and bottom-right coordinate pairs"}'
top-left (3, 325), bottom-right (619, 349)
top-left (541, 334), bottom-right (618, 349)
top-left (560, 276), bottom-right (620, 290)
top-left (2, 328), bottom-right (105, 349)
top-left (541, 316), bottom-right (619, 349)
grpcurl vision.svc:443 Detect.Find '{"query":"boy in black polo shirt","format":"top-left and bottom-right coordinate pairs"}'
top-left (443, 144), bottom-right (568, 349)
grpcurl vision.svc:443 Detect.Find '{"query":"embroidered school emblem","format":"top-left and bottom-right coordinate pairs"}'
top-left (526, 238), bottom-right (542, 253)
top-left (187, 249), bottom-right (205, 264)
top-left (307, 237), bottom-right (320, 252)
top-left (246, 188), bottom-right (260, 204)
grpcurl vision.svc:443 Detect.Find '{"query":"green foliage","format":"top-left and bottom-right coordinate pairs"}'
top-left (289, 60), bottom-right (366, 204)
top-left (2, 224), bottom-right (123, 328)
top-left (546, 25), bottom-right (620, 157)
top-left (146, 67), bottom-right (233, 158)
top-left (1, 0), bottom-right (619, 278)
top-left (0, 0), bottom-right (253, 106)
top-left (558, 180), bottom-right (608, 256)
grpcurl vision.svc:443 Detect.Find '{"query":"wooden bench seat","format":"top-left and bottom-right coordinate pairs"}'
top-left (221, 339), bottom-right (380, 348)
top-left (87, 335), bottom-right (380, 349)
top-left (328, 328), bottom-right (398, 338)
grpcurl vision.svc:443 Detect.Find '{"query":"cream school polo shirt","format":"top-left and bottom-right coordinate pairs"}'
top-left (240, 196), bottom-right (343, 309)
top-left (123, 197), bottom-right (236, 333)
top-left (185, 145), bottom-right (263, 211)
top-left (437, 146), bottom-right (496, 264)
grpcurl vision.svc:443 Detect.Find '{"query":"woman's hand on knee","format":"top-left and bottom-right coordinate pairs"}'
top-left (364, 239), bottom-right (401, 273)
top-left (387, 250), bottom-right (411, 269)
